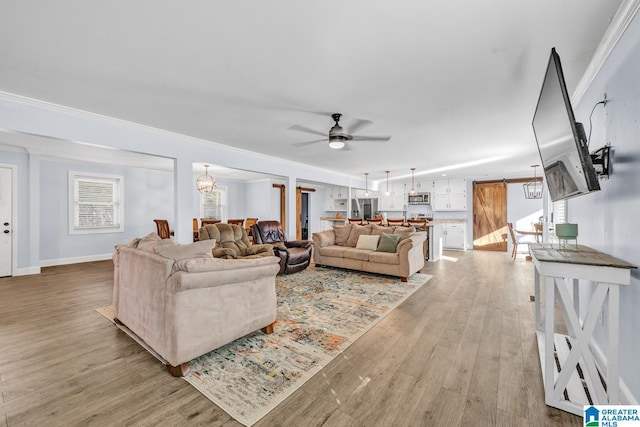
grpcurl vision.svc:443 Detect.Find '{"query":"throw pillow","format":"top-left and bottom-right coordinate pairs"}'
top-left (370, 224), bottom-right (389, 236)
top-left (346, 224), bottom-right (372, 247)
top-left (355, 234), bottom-right (380, 250)
top-left (393, 225), bottom-right (416, 240)
top-left (376, 233), bottom-right (402, 253)
top-left (333, 225), bottom-right (352, 246)
top-left (155, 239), bottom-right (216, 260)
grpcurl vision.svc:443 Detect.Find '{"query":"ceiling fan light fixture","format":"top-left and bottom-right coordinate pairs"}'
top-left (329, 139), bottom-right (345, 149)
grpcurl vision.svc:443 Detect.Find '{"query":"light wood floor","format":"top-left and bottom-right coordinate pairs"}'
top-left (0, 250), bottom-right (581, 426)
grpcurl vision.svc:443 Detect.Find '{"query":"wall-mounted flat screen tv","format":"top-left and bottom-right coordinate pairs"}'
top-left (532, 48), bottom-right (600, 202)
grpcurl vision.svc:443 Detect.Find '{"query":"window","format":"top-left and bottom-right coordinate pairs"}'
top-left (69, 172), bottom-right (124, 234)
top-left (548, 197), bottom-right (567, 240)
top-left (201, 187), bottom-right (227, 221)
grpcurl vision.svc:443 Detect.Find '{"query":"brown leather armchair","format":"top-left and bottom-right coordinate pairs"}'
top-left (199, 223), bottom-right (274, 259)
top-left (250, 220), bottom-right (312, 274)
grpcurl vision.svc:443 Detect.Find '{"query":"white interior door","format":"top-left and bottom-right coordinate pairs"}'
top-left (0, 167), bottom-right (13, 277)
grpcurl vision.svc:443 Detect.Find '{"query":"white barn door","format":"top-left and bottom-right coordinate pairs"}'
top-left (0, 167), bottom-right (12, 277)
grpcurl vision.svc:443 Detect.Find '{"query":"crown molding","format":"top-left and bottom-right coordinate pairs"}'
top-left (573, 0), bottom-right (640, 103)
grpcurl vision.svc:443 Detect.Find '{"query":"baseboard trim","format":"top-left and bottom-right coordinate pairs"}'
top-left (13, 266), bottom-right (42, 276)
top-left (40, 253), bottom-right (113, 268)
top-left (591, 340), bottom-right (638, 405)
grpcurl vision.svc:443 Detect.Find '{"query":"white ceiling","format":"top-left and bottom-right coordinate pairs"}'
top-left (0, 1), bottom-right (624, 182)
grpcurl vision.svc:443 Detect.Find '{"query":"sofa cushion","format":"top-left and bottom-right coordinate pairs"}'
top-left (213, 247), bottom-right (237, 259)
top-left (343, 248), bottom-right (374, 261)
top-left (346, 224), bottom-right (372, 247)
top-left (368, 251), bottom-right (400, 265)
top-left (376, 233), bottom-right (402, 253)
top-left (370, 224), bottom-right (391, 236)
top-left (333, 225), bottom-right (352, 246)
top-left (154, 239), bottom-right (216, 260)
top-left (318, 245), bottom-right (346, 257)
top-left (393, 226), bottom-right (416, 240)
top-left (173, 256), bottom-right (279, 273)
top-left (356, 234), bottom-right (380, 250)
top-left (137, 232), bottom-right (162, 252)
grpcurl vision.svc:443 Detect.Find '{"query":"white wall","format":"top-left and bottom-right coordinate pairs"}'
top-left (506, 182), bottom-right (543, 252)
top-left (0, 95), bottom-right (366, 272)
top-left (38, 158), bottom-right (174, 265)
top-left (568, 11), bottom-right (640, 403)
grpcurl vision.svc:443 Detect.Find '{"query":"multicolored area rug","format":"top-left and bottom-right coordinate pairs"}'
top-left (183, 267), bottom-right (432, 426)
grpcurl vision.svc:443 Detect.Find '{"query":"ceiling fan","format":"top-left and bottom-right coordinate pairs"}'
top-left (289, 113), bottom-right (391, 150)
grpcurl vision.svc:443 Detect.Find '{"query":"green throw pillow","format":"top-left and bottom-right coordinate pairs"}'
top-left (376, 233), bottom-right (401, 253)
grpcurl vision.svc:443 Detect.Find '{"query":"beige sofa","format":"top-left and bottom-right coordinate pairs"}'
top-left (112, 233), bottom-right (281, 376)
top-left (312, 224), bottom-right (427, 281)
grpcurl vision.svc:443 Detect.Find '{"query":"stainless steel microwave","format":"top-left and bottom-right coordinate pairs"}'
top-left (408, 192), bottom-right (430, 205)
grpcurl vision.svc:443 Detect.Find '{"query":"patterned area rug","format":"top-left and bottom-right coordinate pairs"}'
top-left (184, 267), bottom-right (432, 426)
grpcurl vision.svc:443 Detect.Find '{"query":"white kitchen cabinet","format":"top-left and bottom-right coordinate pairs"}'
top-left (389, 183), bottom-right (405, 197)
top-left (379, 183), bottom-right (405, 211)
top-left (379, 195), bottom-right (405, 211)
top-left (414, 180), bottom-right (431, 191)
top-left (442, 223), bottom-right (466, 249)
top-left (353, 188), bottom-right (377, 199)
top-left (325, 186), bottom-right (348, 211)
top-left (432, 179), bottom-right (467, 211)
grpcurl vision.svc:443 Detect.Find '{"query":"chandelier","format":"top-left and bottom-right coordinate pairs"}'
top-left (196, 164), bottom-right (217, 193)
top-left (523, 165), bottom-right (543, 199)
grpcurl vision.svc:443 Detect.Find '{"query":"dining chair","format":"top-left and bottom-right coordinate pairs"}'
top-left (348, 218), bottom-right (364, 224)
top-left (245, 218), bottom-right (258, 236)
top-left (201, 218), bottom-right (221, 226)
top-left (366, 218), bottom-right (382, 225)
top-left (227, 219), bottom-right (245, 227)
top-left (386, 218), bottom-right (405, 226)
top-left (153, 219), bottom-right (174, 239)
top-left (192, 218), bottom-right (200, 242)
top-left (507, 222), bottom-right (530, 260)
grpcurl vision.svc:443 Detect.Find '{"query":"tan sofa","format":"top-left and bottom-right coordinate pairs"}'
top-left (312, 224), bottom-right (427, 281)
top-left (112, 233), bottom-right (281, 376)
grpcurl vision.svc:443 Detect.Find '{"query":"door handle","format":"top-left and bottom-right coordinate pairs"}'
top-left (3, 222), bottom-right (8, 226)
top-left (3, 230), bottom-right (9, 234)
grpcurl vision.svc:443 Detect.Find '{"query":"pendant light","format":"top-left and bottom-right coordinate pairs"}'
top-left (196, 164), bottom-right (217, 193)
top-left (523, 165), bottom-right (543, 199)
top-left (410, 168), bottom-right (416, 195)
top-left (385, 170), bottom-right (390, 196)
top-left (364, 173), bottom-right (370, 197)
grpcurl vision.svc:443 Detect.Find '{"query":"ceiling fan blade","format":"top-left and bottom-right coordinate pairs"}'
top-left (288, 125), bottom-right (327, 138)
top-left (347, 118), bottom-right (373, 135)
top-left (350, 135), bottom-right (391, 142)
top-left (292, 139), bottom-right (326, 147)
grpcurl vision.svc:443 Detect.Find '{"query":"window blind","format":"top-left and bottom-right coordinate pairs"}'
top-left (201, 188), bottom-right (226, 220)
top-left (70, 172), bottom-right (123, 233)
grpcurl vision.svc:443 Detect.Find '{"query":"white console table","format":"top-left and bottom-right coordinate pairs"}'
top-left (530, 244), bottom-right (635, 416)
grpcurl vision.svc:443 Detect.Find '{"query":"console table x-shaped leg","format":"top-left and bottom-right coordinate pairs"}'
top-left (531, 244), bottom-right (634, 416)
